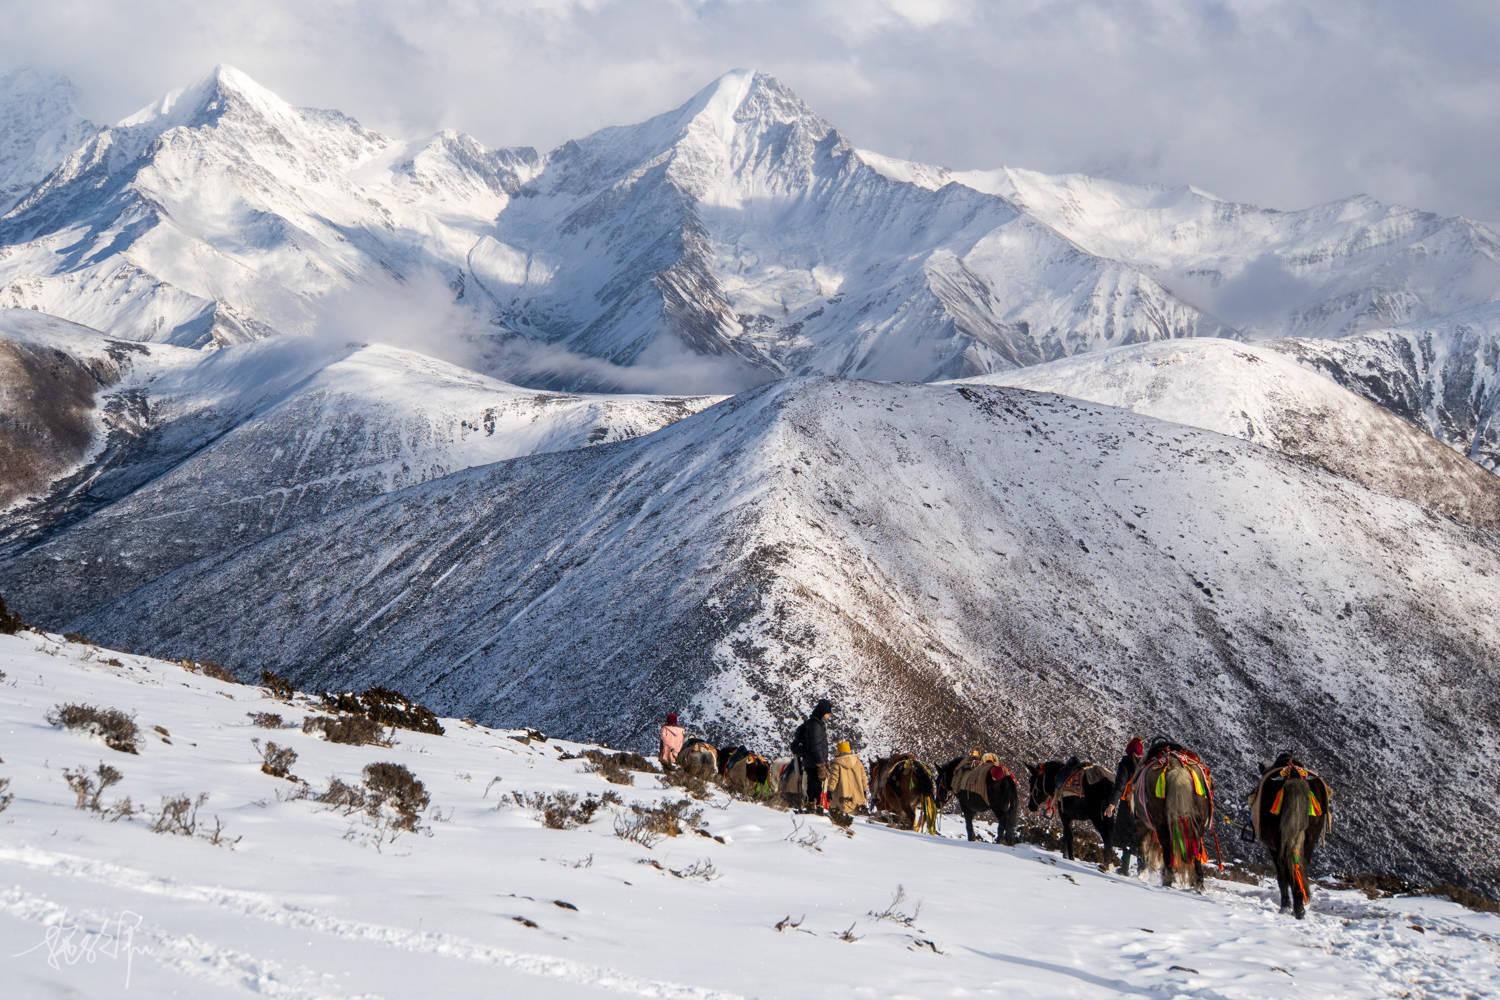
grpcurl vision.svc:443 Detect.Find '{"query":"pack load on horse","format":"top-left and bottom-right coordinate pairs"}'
top-left (1250, 753), bottom-right (1332, 919)
top-left (771, 756), bottom-right (807, 807)
top-left (870, 753), bottom-right (939, 833)
top-left (678, 737), bottom-right (719, 779)
top-left (1026, 756), bottom-right (1114, 862)
top-left (719, 744), bottom-right (772, 796)
top-left (826, 741), bottom-right (869, 815)
top-left (1132, 740), bottom-right (1219, 889)
top-left (938, 751), bottom-right (1020, 844)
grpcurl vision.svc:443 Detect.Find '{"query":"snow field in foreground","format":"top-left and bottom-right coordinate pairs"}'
top-left (0, 631), bottom-right (1495, 999)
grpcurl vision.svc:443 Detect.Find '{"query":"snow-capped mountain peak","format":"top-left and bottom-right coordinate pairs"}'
top-left (119, 64), bottom-right (295, 133)
top-left (0, 67), bottom-right (97, 214)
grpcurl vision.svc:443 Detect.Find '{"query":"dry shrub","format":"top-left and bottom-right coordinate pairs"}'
top-left (317, 777), bottom-right (367, 812)
top-left (0, 777), bottom-right (11, 814)
top-left (151, 793), bottom-right (207, 835)
top-left (660, 767), bottom-right (714, 800)
top-left (302, 714), bottom-right (390, 747)
top-left (321, 687), bottom-right (444, 736)
top-left (362, 762), bottom-right (430, 831)
top-left (46, 703), bottom-right (140, 754)
top-left (581, 749), bottom-right (640, 786)
top-left (615, 798), bottom-right (703, 846)
top-left (62, 631), bottom-right (90, 645)
top-left (512, 790), bottom-right (608, 830)
top-left (200, 660), bottom-right (237, 683)
top-left (247, 711), bottom-right (287, 728)
top-left (261, 669), bottom-right (296, 701)
top-left (0, 595), bottom-right (25, 635)
top-left (253, 739), bottom-right (298, 780)
top-left (64, 761), bottom-right (123, 811)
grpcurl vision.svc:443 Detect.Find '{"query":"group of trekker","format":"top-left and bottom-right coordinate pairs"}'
top-left (657, 699), bottom-right (869, 812)
top-left (658, 701), bottom-right (1180, 870)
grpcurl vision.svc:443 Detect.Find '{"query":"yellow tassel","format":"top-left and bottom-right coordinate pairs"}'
top-left (1270, 788), bottom-right (1284, 815)
top-left (1190, 768), bottom-right (1204, 796)
top-left (1155, 769), bottom-right (1167, 798)
top-left (1308, 793), bottom-right (1321, 817)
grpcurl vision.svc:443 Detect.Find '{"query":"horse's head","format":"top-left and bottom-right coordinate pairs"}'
top-left (1025, 762), bottom-right (1048, 812)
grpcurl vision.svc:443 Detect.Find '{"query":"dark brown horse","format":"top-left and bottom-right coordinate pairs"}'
top-left (1133, 746), bottom-right (1214, 889)
top-left (938, 756), bottom-right (1020, 844)
top-left (1026, 759), bottom-right (1114, 862)
top-left (1252, 755), bottom-right (1331, 918)
top-left (871, 754), bottom-right (939, 832)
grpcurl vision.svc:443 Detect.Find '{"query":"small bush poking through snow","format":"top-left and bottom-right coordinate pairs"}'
top-left (615, 798), bottom-right (705, 847)
top-left (253, 739), bottom-right (298, 780)
top-left (513, 790), bottom-right (611, 830)
top-left (46, 703), bottom-right (140, 754)
top-left (581, 749), bottom-right (640, 785)
top-left (317, 777), bottom-right (367, 813)
top-left (0, 594), bottom-right (26, 635)
top-left (64, 762), bottom-right (123, 812)
top-left (321, 687), bottom-right (444, 736)
top-left (151, 793), bottom-right (207, 836)
top-left (302, 713), bottom-right (390, 747)
top-left (247, 711), bottom-right (288, 728)
top-left (362, 762), bottom-right (430, 832)
top-left (260, 669), bottom-right (296, 701)
top-left (659, 767), bottom-right (714, 800)
top-left (0, 777), bottom-right (11, 814)
top-left (179, 658), bottom-right (237, 683)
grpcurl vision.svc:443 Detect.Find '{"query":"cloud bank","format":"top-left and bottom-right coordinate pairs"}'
top-left (3, 1), bottom-right (1499, 223)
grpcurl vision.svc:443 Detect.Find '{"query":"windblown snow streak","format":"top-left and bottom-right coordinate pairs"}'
top-left (59, 379), bottom-right (1500, 893)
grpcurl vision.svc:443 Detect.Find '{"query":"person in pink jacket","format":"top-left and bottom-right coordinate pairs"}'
top-left (659, 713), bottom-right (686, 767)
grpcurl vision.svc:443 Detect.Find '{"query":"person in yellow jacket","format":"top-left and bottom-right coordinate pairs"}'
top-left (826, 740), bottom-right (869, 815)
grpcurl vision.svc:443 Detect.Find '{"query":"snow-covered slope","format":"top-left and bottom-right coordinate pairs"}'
top-left (958, 338), bottom-right (1500, 532)
top-left (2, 630), bottom-right (1495, 998)
top-left (1274, 304), bottom-right (1500, 473)
top-left (49, 378), bottom-right (1500, 891)
top-left (0, 322), bottom-right (716, 620)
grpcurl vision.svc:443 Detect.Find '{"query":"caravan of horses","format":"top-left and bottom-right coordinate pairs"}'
top-left (661, 728), bottom-right (1334, 920)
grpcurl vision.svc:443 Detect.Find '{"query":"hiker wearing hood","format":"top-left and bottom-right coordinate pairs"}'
top-left (790, 699), bottom-right (833, 810)
top-left (827, 740), bottom-right (869, 814)
top-left (659, 712), bottom-right (685, 766)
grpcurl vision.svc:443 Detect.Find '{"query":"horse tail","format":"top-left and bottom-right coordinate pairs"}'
top-left (1164, 765), bottom-right (1198, 869)
top-left (1279, 777), bottom-right (1312, 897)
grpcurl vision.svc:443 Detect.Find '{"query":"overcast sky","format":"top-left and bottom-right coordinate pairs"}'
top-left (4, 0), bottom-right (1499, 222)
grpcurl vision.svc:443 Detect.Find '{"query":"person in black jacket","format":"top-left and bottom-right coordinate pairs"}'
top-left (1107, 737), bottom-right (1145, 876)
top-left (790, 699), bottom-right (833, 811)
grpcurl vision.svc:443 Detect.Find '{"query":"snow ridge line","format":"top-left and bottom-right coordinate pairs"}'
top-left (0, 845), bottom-right (745, 999)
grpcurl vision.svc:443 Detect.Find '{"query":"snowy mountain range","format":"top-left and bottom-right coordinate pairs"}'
top-left (4, 66), bottom-right (1499, 391)
top-left (3, 65), bottom-right (1500, 893)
